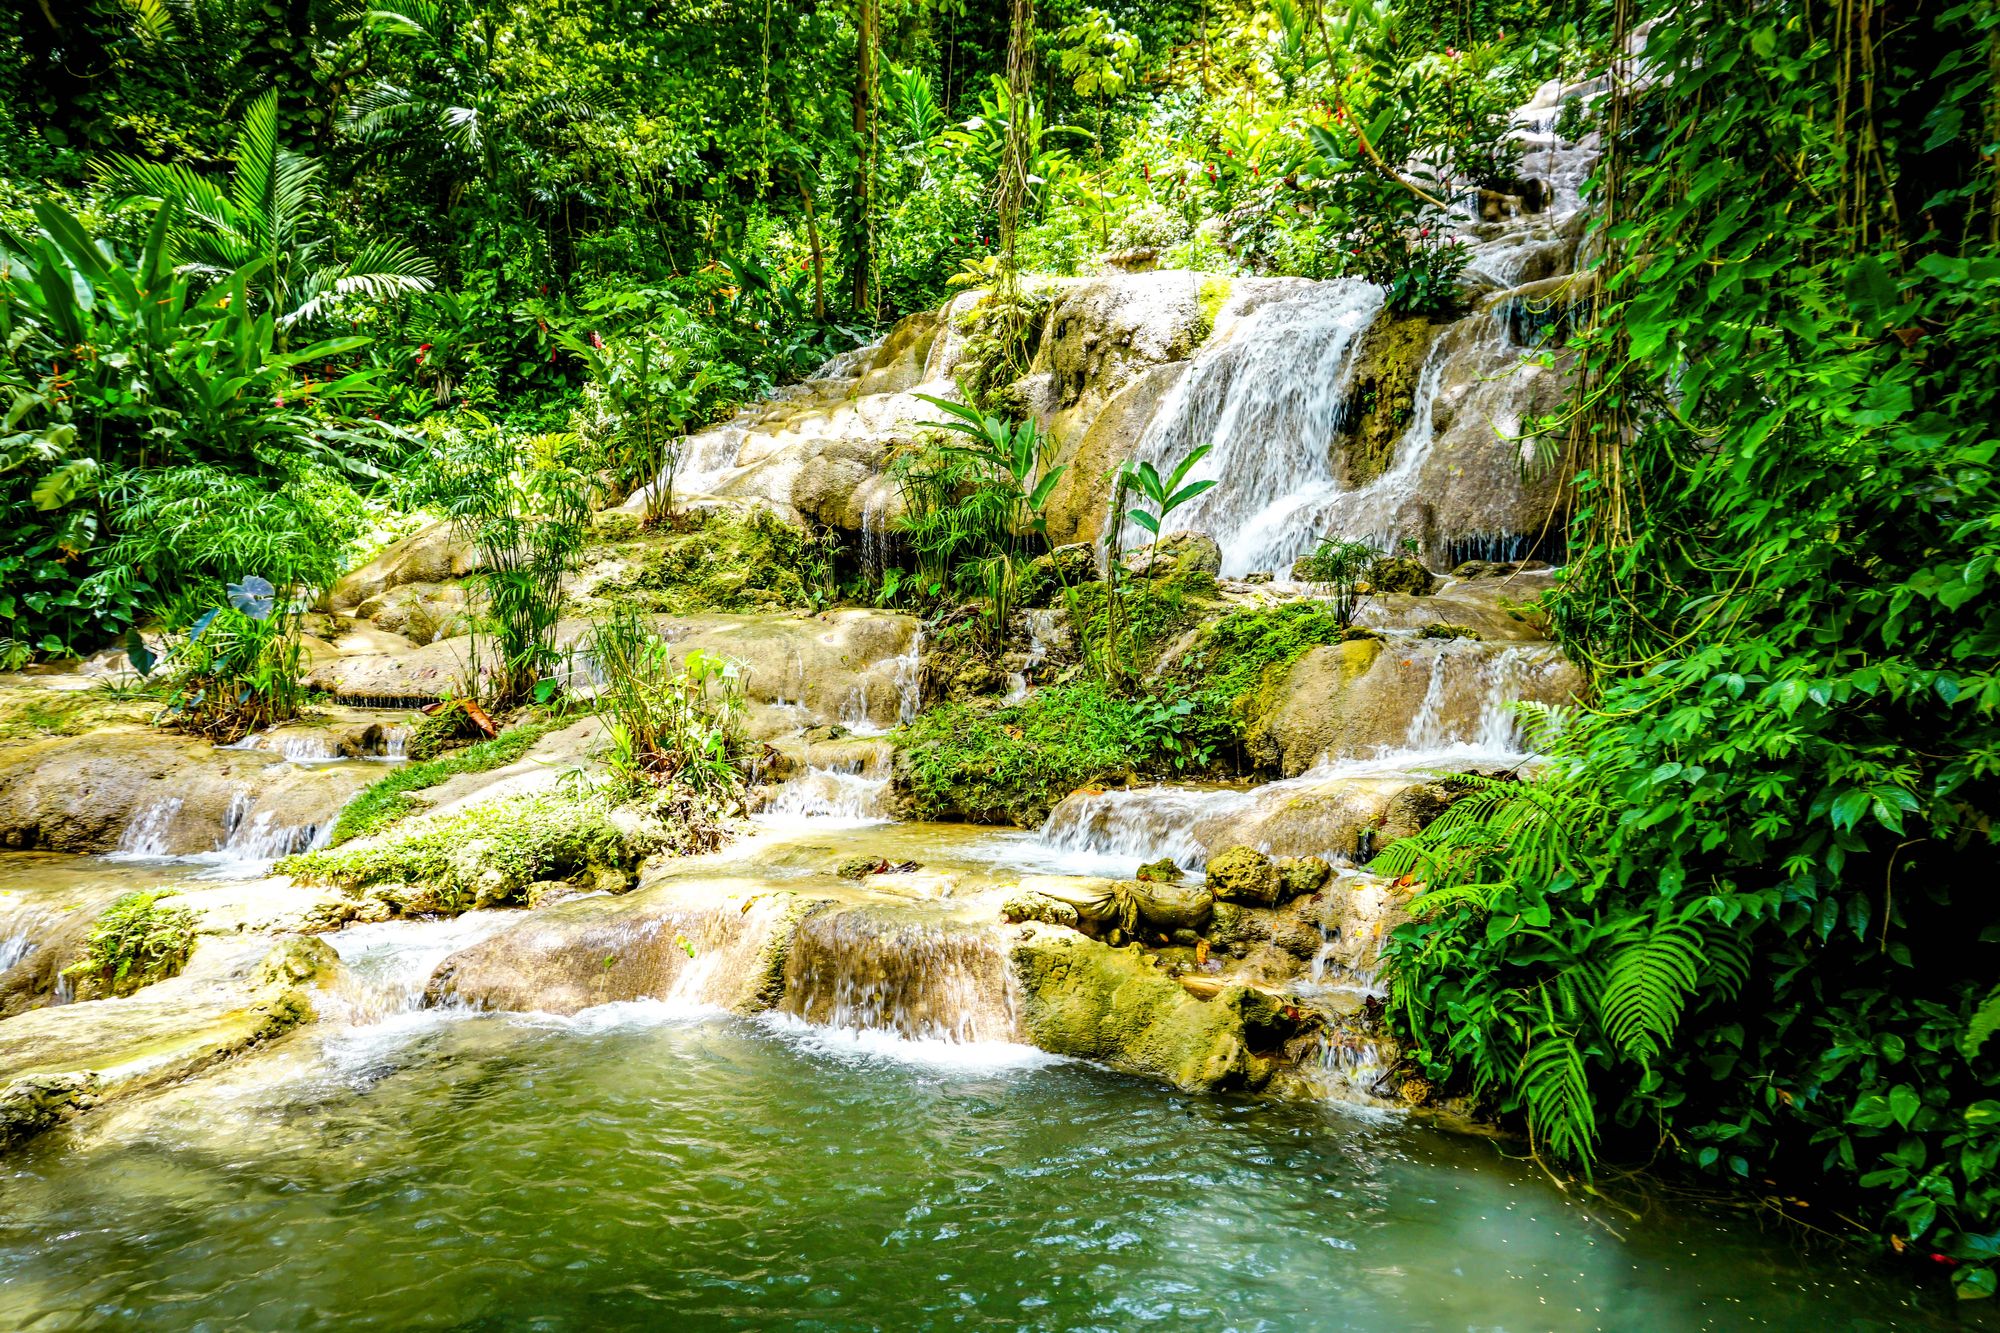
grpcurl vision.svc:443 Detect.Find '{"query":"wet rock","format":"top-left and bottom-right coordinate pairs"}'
top-left (1011, 928), bottom-right (1279, 1092)
top-left (0, 730), bottom-right (374, 854)
top-left (430, 887), bottom-right (826, 1016)
top-left (1246, 637), bottom-right (1584, 777)
top-left (1001, 891), bottom-right (1080, 928)
top-left (1419, 622), bottom-right (1482, 640)
top-left (1368, 556), bottom-right (1437, 596)
top-left (330, 521), bottom-right (484, 611)
top-left (1204, 846), bottom-right (1280, 907)
top-left (1124, 530), bottom-right (1222, 580)
top-left (1128, 879), bottom-right (1213, 933)
top-left (1275, 855), bottom-right (1332, 900)
top-left (0, 935), bottom-right (336, 1151)
top-left (1134, 857), bottom-right (1180, 883)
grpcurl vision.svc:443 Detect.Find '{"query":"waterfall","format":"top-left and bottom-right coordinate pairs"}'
top-left (759, 756), bottom-right (892, 824)
top-left (114, 798), bottom-right (185, 858)
top-left (779, 907), bottom-right (1022, 1045)
top-left (1003, 609), bottom-right (1061, 704)
top-left (840, 627), bottom-right (922, 735)
top-left (1124, 280), bottom-right (1386, 577)
top-left (1254, 330), bottom-right (1455, 571)
top-left (323, 914), bottom-right (521, 1025)
top-left (1394, 641), bottom-right (1570, 763)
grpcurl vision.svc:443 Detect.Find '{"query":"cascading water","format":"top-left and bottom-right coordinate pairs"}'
top-left (1123, 280), bottom-right (1386, 577)
top-left (113, 798), bottom-right (184, 858)
top-left (839, 627), bottom-right (922, 735)
top-left (779, 906), bottom-right (1022, 1045)
top-left (1394, 641), bottom-right (1570, 762)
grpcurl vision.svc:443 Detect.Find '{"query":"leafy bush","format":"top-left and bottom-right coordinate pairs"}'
top-left (63, 891), bottom-right (199, 999)
top-left (413, 415), bottom-right (594, 706)
top-left (0, 201), bottom-right (387, 657)
top-left (586, 610), bottom-right (746, 812)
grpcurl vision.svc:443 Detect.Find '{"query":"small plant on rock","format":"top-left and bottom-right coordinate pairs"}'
top-left (416, 415), bottom-right (595, 707)
top-left (1295, 536), bottom-right (1379, 629)
top-left (63, 890), bottom-right (198, 999)
top-left (586, 609), bottom-right (747, 830)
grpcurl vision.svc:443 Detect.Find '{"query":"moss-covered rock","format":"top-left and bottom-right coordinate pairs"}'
top-left (1001, 891), bottom-right (1081, 928)
top-left (1275, 855), bottom-right (1332, 900)
top-left (1011, 928), bottom-right (1279, 1091)
top-left (1341, 314), bottom-right (1436, 484)
top-left (1204, 845), bottom-right (1280, 907)
top-left (279, 792), bottom-right (647, 915)
top-left (1419, 622), bottom-right (1482, 640)
top-left (1367, 556), bottom-right (1437, 596)
top-left (1127, 879), bottom-right (1213, 934)
top-left (1135, 857), bottom-right (1180, 883)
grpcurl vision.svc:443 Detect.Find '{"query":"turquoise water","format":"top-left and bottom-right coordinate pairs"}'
top-left (0, 1003), bottom-right (1968, 1331)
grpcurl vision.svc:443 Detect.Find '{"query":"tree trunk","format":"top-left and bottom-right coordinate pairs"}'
top-left (849, 0), bottom-right (876, 317)
top-left (997, 0), bottom-right (1036, 275)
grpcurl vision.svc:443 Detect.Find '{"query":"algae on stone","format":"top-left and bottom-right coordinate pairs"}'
top-left (1011, 927), bottom-right (1282, 1091)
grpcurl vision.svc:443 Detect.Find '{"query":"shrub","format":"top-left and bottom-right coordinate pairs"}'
top-left (280, 793), bottom-right (636, 911)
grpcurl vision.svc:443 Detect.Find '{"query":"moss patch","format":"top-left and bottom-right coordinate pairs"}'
top-left (281, 792), bottom-right (638, 913)
top-left (1170, 601), bottom-right (1349, 739)
top-left (596, 509), bottom-right (831, 613)
top-left (1343, 314), bottom-right (1435, 484)
top-left (894, 683), bottom-right (1168, 825)
top-left (325, 718), bottom-right (561, 847)
top-left (62, 891), bottom-right (198, 1000)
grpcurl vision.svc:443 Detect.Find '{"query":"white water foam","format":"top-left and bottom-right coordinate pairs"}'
top-left (757, 1011), bottom-right (1064, 1074)
top-left (1123, 280), bottom-right (1386, 577)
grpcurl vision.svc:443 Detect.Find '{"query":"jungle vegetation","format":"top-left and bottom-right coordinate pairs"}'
top-left (2, 0), bottom-right (1995, 1301)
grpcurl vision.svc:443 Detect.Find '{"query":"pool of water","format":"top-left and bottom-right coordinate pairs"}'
top-left (0, 1003), bottom-right (1965, 1331)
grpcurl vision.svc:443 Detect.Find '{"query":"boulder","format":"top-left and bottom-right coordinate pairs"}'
top-left (1368, 556), bottom-right (1437, 596)
top-left (1124, 530), bottom-right (1222, 580)
top-left (331, 522), bottom-right (483, 611)
top-left (1134, 857), bottom-right (1180, 883)
top-left (1275, 855), bottom-right (1332, 900)
top-left (1127, 878), bottom-right (1213, 934)
top-left (1204, 846), bottom-right (1281, 907)
top-left (0, 731), bottom-right (376, 854)
top-left (1011, 928), bottom-right (1283, 1091)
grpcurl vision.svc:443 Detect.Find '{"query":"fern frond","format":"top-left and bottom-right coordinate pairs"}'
top-left (1965, 984), bottom-right (2000, 1060)
top-left (1404, 881), bottom-right (1504, 918)
top-left (1599, 917), bottom-right (1705, 1063)
top-left (1518, 1023), bottom-right (1598, 1166)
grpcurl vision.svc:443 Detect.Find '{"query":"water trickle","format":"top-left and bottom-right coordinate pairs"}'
top-left (1397, 641), bottom-right (1570, 759)
top-left (760, 763), bottom-right (892, 823)
top-left (781, 907), bottom-right (1021, 1044)
top-left (324, 914), bottom-right (520, 1025)
top-left (1124, 280), bottom-right (1386, 576)
top-left (114, 798), bottom-right (185, 858)
top-left (1036, 785), bottom-right (1255, 873)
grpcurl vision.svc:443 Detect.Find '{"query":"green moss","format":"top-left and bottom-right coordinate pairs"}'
top-left (62, 891), bottom-right (198, 999)
top-left (895, 682), bottom-right (1165, 825)
top-left (601, 509), bottom-right (832, 613)
top-left (281, 792), bottom-right (636, 912)
top-left (1343, 315), bottom-right (1435, 483)
top-left (1195, 276), bottom-right (1232, 343)
top-left (1172, 601), bottom-right (1348, 737)
top-left (325, 718), bottom-right (561, 847)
